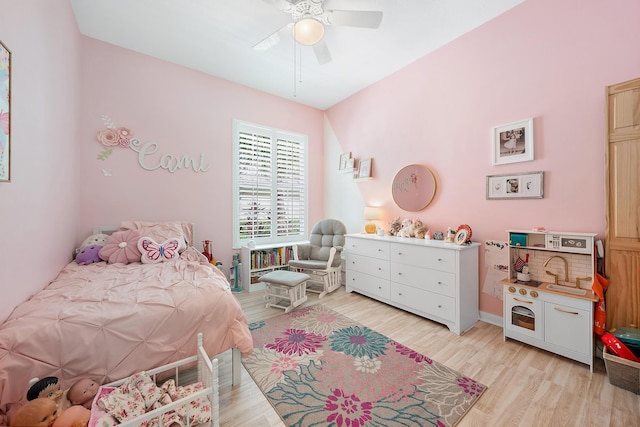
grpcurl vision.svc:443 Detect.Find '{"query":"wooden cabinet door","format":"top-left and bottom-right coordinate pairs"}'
top-left (606, 77), bottom-right (640, 329)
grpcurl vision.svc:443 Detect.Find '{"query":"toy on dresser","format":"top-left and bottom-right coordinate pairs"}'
top-left (389, 217), bottom-right (402, 236)
top-left (396, 219), bottom-right (414, 238)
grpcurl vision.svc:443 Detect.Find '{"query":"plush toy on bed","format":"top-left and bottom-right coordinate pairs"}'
top-left (75, 245), bottom-right (103, 265)
top-left (75, 233), bottom-right (109, 265)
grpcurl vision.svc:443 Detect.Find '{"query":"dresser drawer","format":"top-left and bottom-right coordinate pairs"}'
top-left (347, 253), bottom-right (390, 280)
top-left (390, 263), bottom-right (455, 297)
top-left (390, 282), bottom-right (456, 322)
top-left (390, 244), bottom-right (455, 273)
top-left (346, 237), bottom-right (389, 259)
top-left (346, 270), bottom-right (390, 299)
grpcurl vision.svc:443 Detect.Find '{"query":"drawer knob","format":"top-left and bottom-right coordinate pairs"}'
top-left (377, 248), bottom-right (382, 252)
top-left (437, 281), bottom-right (442, 285)
top-left (398, 272), bottom-right (403, 275)
top-left (378, 267), bottom-right (382, 270)
top-left (438, 305), bottom-right (442, 308)
top-left (438, 258), bottom-right (443, 261)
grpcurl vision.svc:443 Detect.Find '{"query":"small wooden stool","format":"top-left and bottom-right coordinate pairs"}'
top-left (260, 270), bottom-right (310, 313)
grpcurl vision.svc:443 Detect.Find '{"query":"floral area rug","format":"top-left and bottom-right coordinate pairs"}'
top-left (243, 305), bottom-right (486, 427)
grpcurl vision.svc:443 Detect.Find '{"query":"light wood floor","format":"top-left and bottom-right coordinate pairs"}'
top-left (213, 286), bottom-right (640, 426)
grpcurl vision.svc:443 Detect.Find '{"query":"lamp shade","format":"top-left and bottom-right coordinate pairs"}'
top-left (293, 17), bottom-right (325, 46)
top-left (363, 206), bottom-right (381, 220)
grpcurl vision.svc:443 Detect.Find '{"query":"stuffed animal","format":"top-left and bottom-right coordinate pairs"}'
top-left (397, 218), bottom-right (414, 238)
top-left (388, 217), bottom-right (402, 236)
top-left (75, 245), bottom-right (103, 265)
top-left (10, 398), bottom-right (58, 427)
top-left (414, 220), bottom-right (427, 239)
top-left (79, 233), bottom-right (109, 250)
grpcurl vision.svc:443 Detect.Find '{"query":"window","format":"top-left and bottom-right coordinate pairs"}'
top-left (233, 120), bottom-right (308, 248)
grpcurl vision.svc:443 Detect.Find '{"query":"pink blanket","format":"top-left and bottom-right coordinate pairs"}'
top-left (0, 247), bottom-right (252, 420)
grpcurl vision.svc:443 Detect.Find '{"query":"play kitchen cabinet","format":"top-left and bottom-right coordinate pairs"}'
top-left (345, 234), bottom-right (480, 335)
top-left (503, 229), bottom-right (599, 371)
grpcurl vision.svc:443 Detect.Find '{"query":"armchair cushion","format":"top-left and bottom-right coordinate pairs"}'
top-left (295, 219), bottom-right (346, 267)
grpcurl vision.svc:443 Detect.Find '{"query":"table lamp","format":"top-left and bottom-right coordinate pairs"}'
top-left (363, 206), bottom-right (381, 234)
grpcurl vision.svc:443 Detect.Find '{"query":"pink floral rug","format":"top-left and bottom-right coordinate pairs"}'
top-left (243, 305), bottom-right (486, 427)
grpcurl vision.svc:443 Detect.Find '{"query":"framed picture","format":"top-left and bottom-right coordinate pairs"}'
top-left (357, 158), bottom-right (372, 179)
top-left (492, 118), bottom-right (533, 165)
top-left (338, 152), bottom-right (351, 170)
top-left (0, 40), bottom-right (10, 182)
top-left (486, 171), bottom-right (544, 200)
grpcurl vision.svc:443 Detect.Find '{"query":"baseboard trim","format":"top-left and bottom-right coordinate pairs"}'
top-left (480, 311), bottom-right (503, 328)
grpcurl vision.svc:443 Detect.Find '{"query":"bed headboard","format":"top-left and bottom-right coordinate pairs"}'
top-left (92, 225), bottom-right (119, 235)
top-left (91, 223), bottom-right (195, 247)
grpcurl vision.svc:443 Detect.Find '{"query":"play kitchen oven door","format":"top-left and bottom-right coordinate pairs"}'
top-left (504, 288), bottom-right (543, 340)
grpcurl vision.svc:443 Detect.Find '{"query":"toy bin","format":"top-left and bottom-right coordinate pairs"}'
top-left (603, 346), bottom-right (640, 394)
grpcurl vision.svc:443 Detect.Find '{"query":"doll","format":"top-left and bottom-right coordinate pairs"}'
top-left (27, 377), bottom-right (71, 413)
top-left (10, 398), bottom-right (58, 427)
top-left (67, 378), bottom-right (99, 409)
top-left (53, 405), bottom-right (91, 427)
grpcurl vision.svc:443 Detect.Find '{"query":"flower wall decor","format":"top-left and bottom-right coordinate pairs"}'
top-left (96, 115), bottom-right (210, 174)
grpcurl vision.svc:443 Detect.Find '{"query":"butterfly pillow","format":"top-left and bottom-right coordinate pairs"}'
top-left (138, 237), bottom-right (181, 264)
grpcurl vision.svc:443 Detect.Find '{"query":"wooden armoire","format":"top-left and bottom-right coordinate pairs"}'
top-left (605, 77), bottom-right (640, 329)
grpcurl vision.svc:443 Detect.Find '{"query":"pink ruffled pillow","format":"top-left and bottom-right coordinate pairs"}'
top-left (99, 230), bottom-right (142, 264)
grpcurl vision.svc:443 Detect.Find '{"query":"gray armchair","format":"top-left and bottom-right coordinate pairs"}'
top-left (289, 219), bottom-right (347, 298)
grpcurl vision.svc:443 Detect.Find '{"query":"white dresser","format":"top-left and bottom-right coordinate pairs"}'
top-left (345, 234), bottom-right (480, 335)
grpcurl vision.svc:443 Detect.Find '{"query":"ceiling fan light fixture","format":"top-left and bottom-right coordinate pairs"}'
top-left (293, 17), bottom-right (324, 46)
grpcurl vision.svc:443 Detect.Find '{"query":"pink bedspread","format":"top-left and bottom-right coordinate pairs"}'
top-left (0, 247), bottom-right (253, 420)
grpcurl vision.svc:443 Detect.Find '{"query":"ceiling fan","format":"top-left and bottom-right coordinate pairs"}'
top-left (254, 0), bottom-right (383, 65)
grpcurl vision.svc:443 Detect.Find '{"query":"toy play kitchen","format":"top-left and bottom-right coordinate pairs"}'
top-left (503, 229), bottom-right (599, 371)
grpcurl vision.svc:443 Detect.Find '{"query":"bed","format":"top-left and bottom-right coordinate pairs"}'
top-left (0, 221), bottom-right (253, 422)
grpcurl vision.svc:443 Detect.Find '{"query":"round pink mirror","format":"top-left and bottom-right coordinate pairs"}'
top-left (392, 164), bottom-right (437, 211)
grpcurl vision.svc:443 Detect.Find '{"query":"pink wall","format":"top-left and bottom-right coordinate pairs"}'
top-left (0, 0), bottom-right (80, 322)
top-left (326, 0), bottom-right (640, 317)
top-left (77, 38), bottom-right (325, 271)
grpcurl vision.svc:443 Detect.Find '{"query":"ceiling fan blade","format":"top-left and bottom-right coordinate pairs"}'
top-left (325, 10), bottom-right (383, 28)
top-left (253, 23), bottom-right (294, 51)
top-left (313, 39), bottom-right (332, 64)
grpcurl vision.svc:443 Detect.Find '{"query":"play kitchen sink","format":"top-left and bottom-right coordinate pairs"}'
top-left (546, 283), bottom-right (588, 295)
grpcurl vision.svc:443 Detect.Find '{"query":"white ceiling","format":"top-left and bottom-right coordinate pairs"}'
top-left (70, 0), bottom-right (524, 110)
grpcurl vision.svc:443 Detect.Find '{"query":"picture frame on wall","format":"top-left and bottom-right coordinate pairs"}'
top-left (0, 40), bottom-right (11, 182)
top-left (338, 152), bottom-right (351, 170)
top-left (358, 158), bottom-right (372, 179)
top-left (492, 118), bottom-right (534, 166)
top-left (486, 171), bottom-right (544, 200)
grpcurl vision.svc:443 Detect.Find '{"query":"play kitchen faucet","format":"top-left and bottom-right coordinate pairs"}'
top-left (543, 255), bottom-right (569, 285)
